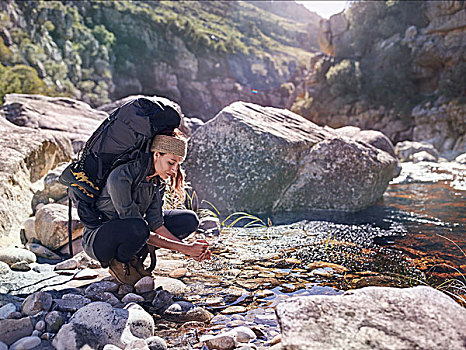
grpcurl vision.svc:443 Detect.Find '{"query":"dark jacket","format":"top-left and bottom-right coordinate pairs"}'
top-left (82, 158), bottom-right (165, 260)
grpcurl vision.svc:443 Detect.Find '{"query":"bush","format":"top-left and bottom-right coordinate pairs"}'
top-left (325, 59), bottom-right (361, 99)
top-left (0, 63), bottom-right (48, 103)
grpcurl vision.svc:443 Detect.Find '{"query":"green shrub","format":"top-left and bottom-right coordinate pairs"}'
top-left (0, 37), bottom-right (13, 65)
top-left (0, 63), bottom-right (48, 103)
top-left (92, 24), bottom-right (115, 49)
top-left (325, 59), bottom-right (361, 99)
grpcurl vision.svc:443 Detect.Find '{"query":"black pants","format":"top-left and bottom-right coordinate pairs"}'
top-left (92, 209), bottom-right (199, 264)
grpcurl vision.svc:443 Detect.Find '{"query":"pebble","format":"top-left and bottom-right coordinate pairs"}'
top-left (118, 284), bottom-right (134, 295)
top-left (0, 303), bottom-right (17, 320)
top-left (211, 314), bottom-right (229, 324)
top-left (21, 292), bottom-right (52, 316)
top-left (9, 336), bottom-right (41, 350)
top-left (121, 293), bottom-right (144, 303)
top-left (74, 268), bottom-right (99, 279)
top-left (201, 332), bottom-right (237, 350)
top-left (31, 330), bottom-right (41, 337)
top-left (135, 276), bottom-right (154, 294)
top-left (11, 261), bottom-right (32, 271)
top-left (169, 267), bottom-right (188, 278)
top-left (85, 281), bottom-right (119, 299)
top-left (35, 320), bottom-right (45, 332)
top-left (205, 297), bottom-right (224, 306)
top-left (145, 336), bottom-right (168, 350)
top-left (221, 306), bottom-right (247, 314)
top-left (233, 326), bottom-right (257, 343)
top-left (45, 311), bottom-right (64, 333)
top-left (54, 258), bottom-right (78, 270)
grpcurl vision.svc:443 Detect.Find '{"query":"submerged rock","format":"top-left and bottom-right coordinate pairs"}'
top-left (275, 286), bottom-right (466, 350)
top-left (185, 102), bottom-right (397, 213)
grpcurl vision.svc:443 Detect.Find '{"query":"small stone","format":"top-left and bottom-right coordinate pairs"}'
top-left (9, 336), bottom-right (41, 350)
top-left (269, 334), bottom-right (281, 345)
top-left (145, 336), bottom-right (168, 350)
top-left (102, 292), bottom-right (120, 306)
top-left (54, 258), bottom-right (78, 270)
top-left (124, 339), bottom-right (149, 350)
top-left (85, 281), bottom-right (119, 299)
top-left (35, 320), bottom-right (45, 332)
top-left (233, 326), bottom-right (257, 343)
top-left (230, 314), bottom-right (246, 321)
top-left (135, 276), bottom-right (154, 294)
top-left (201, 332), bottom-right (237, 350)
top-left (11, 261), bottom-right (31, 271)
top-left (211, 314), bottom-right (229, 324)
top-left (103, 345), bottom-right (122, 350)
top-left (122, 293), bottom-right (145, 304)
top-left (221, 306), bottom-right (247, 314)
top-left (169, 268), bottom-right (188, 278)
top-left (0, 303), bottom-right (17, 320)
top-left (74, 268), bottom-right (99, 279)
top-left (151, 289), bottom-right (174, 313)
top-left (31, 330), bottom-right (41, 337)
top-left (205, 297), bottom-right (224, 306)
top-left (163, 302), bottom-right (213, 323)
top-left (284, 258), bottom-right (301, 264)
top-left (45, 311), bottom-right (64, 333)
top-left (118, 284), bottom-right (134, 295)
top-left (40, 333), bottom-right (53, 341)
top-left (254, 314), bottom-right (277, 326)
top-left (25, 243), bottom-right (61, 260)
top-left (21, 292), bottom-right (52, 316)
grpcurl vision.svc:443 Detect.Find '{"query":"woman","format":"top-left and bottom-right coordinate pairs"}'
top-left (82, 129), bottom-right (211, 285)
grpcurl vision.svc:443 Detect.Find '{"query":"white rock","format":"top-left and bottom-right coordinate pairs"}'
top-left (124, 339), bottom-right (149, 350)
top-left (153, 276), bottom-right (189, 295)
top-left (0, 261), bottom-right (10, 275)
top-left (232, 326), bottom-right (257, 343)
top-left (0, 247), bottom-right (36, 266)
top-left (145, 336), bottom-right (168, 350)
top-left (9, 336), bottom-right (41, 350)
top-left (134, 276), bottom-right (154, 294)
top-left (103, 345), bottom-right (122, 350)
top-left (0, 303), bottom-right (17, 320)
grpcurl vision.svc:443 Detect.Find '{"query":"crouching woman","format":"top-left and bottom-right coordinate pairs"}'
top-left (82, 130), bottom-right (211, 285)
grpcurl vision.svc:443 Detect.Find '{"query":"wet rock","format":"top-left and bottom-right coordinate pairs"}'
top-left (0, 303), bottom-right (17, 320)
top-left (54, 258), bottom-right (78, 270)
top-left (307, 261), bottom-right (349, 274)
top-left (153, 277), bottom-right (189, 295)
top-left (201, 332), bottom-right (237, 350)
top-left (168, 268), bottom-right (188, 278)
top-left (145, 336), bottom-right (168, 350)
top-left (221, 306), bottom-right (247, 315)
top-left (85, 281), bottom-right (119, 299)
top-left (25, 243), bottom-right (61, 260)
top-left (45, 311), bottom-right (64, 333)
top-left (52, 302), bottom-right (154, 349)
top-left (205, 297), bottom-right (224, 306)
top-left (134, 276), bottom-right (155, 294)
top-left (11, 261), bottom-right (31, 271)
top-left (211, 314), bottom-right (229, 325)
top-left (34, 203), bottom-right (83, 251)
top-left (21, 292), bottom-right (52, 316)
top-left (0, 317), bottom-right (34, 345)
top-left (232, 326), bottom-right (257, 343)
top-left (185, 102), bottom-right (397, 212)
top-left (9, 335), bottom-right (41, 350)
top-left (276, 286), bottom-right (466, 350)
top-left (121, 293), bottom-right (144, 304)
top-left (163, 301), bottom-right (213, 323)
top-left (0, 247), bottom-right (36, 267)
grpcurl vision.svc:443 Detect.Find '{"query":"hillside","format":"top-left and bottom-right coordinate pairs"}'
top-left (0, 0), bottom-right (320, 118)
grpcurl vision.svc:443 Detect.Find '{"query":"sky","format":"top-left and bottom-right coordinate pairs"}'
top-left (296, 1), bottom-right (349, 19)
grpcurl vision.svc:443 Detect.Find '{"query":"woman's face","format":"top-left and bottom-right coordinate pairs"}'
top-left (153, 153), bottom-right (183, 179)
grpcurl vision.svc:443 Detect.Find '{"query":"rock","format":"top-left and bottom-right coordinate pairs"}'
top-left (162, 301), bottom-right (213, 323)
top-left (121, 293), bottom-right (145, 304)
top-left (35, 320), bottom-right (45, 332)
top-left (54, 294), bottom-right (91, 312)
top-left (0, 115), bottom-right (73, 247)
top-left (134, 276), bottom-right (155, 294)
top-left (58, 237), bottom-right (83, 256)
top-left (412, 150), bottom-right (438, 163)
top-left (124, 339), bottom-right (149, 350)
top-left (23, 218), bottom-right (36, 244)
top-left (73, 268), bottom-right (99, 280)
top-left (52, 302), bottom-right (154, 349)
top-left (54, 258), bottom-right (78, 271)
top-left (232, 326), bottom-right (257, 343)
top-left (395, 140), bottom-right (439, 162)
top-left (153, 277), bottom-right (189, 295)
top-left (307, 261), bottom-right (349, 274)
top-left (32, 163), bottom-right (70, 210)
top-left (0, 317), bottom-right (34, 346)
top-left (73, 250), bottom-right (100, 269)
top-left (185, 102), bottom-right (397, 213)
top-left (201, 332), bottom-right (237, 350)
top-left (0, 261), bottom-right (10, 275)
top-left (11, 261), bottom-right (31, 271)
top-left (0, 247), bottom-right (36, 267)
top-left (25, 243), bottom-right (61, 260)
top-left (85, 281), bottom-right (119, 299)
top-left (34, 203), bottom-right (83, 250)
top-left (21, 292), bottom-right (52, 316)
top-left (0, 303), bottom-right (17, 320)
top-left (103, 345), bottom-right (122, 350)
top-left (102, 292), bottom-right (120, 306)
top-left (1, 94), bottom-right (107, 152)
top-left (9, 335), bottom-right (41, 350)
top-left (118, 284), bottom-right (135, 295)
top-left (221, 306), bottom-right (247, 315)
top-left (145, 336), bottom-right (167, 350)
top-left (254, 313), bottom-right (277, 326)
top-left (0, 342), bottom-right (6, 350)
top-left (44, 311), bottom-right (64, 333)
top-left (455, 153), bottom-right (466, 164)
top-left (151, 289), bottom-right (174, 313)
top-left (334, 126), bottom-right (396, 157)
top-left (275, 286), bottom-right (466, 350)
top-left (168, 268), bottom-right (188, 278)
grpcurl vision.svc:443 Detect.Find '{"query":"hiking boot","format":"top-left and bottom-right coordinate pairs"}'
top-left (109, 258), bottom-right (144, 285)
top-left (132, 256), bottom-right (152, 277)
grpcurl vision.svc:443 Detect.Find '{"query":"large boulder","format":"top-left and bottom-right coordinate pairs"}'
top-left (276, 286), bottom-right (466, 350)
top-left (184, 102), bottom-right (397, 213)
top-left (0, 118), bottom-right (72, 247)
top-left (52, 302), bottom-right (154, 349)
top-left (1, 94), bottom-right (107, 152)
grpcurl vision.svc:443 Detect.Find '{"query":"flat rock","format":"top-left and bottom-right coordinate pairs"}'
top-left (0, 248), bottom-right (36, 267)
top-left (0, 317), bottom-right (34, 345)
top-left (9, 335), bottom-right (41, 350)
top-left (54, 258), bottom-right (78, 271)
top-left (221, 306), bottom-right (247, 315)
top-left (21, 292), bottom-right (52, 316)
top-left (276, 286), bottom-right (466, 350)
top-left (153, 277), bottom-right (189, 295)
top-left (25, 243), bottom-right (61, 260)
top-left (73, 268), bottom-right (99, 280)
top-left (168, 267), bottom-right (188, 278)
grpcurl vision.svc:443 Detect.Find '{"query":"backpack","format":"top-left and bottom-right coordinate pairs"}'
top-left (59, 96), bottom-right (181, 256)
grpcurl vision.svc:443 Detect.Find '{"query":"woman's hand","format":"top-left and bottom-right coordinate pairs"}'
top-left (185, 239), bottom-right (211, 262)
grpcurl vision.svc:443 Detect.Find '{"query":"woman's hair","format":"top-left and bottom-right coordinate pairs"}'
top-left (154, 128), bottom-right (186, 200)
